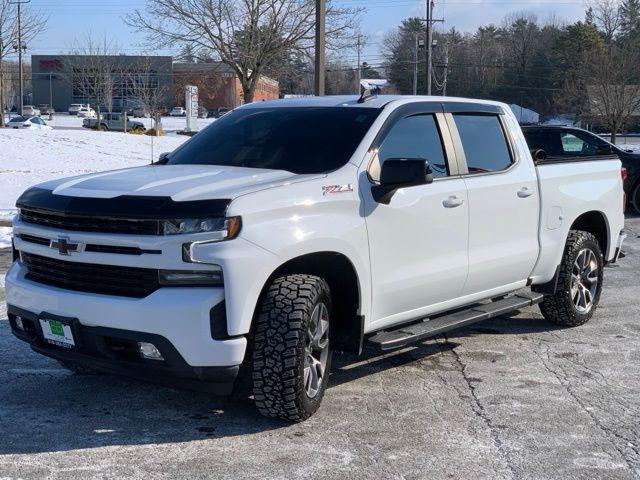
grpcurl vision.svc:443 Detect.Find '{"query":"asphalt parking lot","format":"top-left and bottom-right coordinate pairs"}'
top-left (0, 215), bottom-right (638, 480)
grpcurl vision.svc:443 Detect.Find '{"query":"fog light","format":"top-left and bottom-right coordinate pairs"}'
top-left (138, 342), bottom-right (164, 361)
top-left (15, 316), bottom-right (24, 331)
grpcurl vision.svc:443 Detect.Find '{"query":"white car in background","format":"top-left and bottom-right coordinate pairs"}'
top-left (169, 107), bottom-right (186, 117)
top-left (68, 104), bottom-right (88, 115)
top-left (76, 107), bottom-right (96, 118)
top-left (22, 106), bottom-right (41, 117)
top-left (6, 115), bottom-right (52, 130)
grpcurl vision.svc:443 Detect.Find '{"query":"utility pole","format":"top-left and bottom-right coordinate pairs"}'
top-left (314, 0), bottom-right (326, 96)
top-left (356, 34), bottom-right (362, 94)
top-left (413, 34), bottom-right (419, 96)
top-left (424, 0), bottom-right (443, 95)
top-left (442, 44), bottom-right (449, 96)
top-left (10, 0), bottom-right (30, 116)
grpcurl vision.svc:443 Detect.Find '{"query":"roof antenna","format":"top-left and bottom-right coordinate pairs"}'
top-left (358, 79), bottom-right (388, 104)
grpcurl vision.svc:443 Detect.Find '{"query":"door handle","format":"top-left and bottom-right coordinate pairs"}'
top-left (517, 187), bottom-right (534, 198)
top-left (443, 196), bottom-right (464, 208)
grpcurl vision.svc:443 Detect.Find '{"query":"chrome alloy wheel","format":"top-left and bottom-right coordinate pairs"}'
top-left (571, 248), bottom-right (599, 314)
top-left (304, 303), bottom-right (330, 399)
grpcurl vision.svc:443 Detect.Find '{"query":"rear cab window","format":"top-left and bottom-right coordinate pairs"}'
top-left (453, 114), bottom-right (513, 174)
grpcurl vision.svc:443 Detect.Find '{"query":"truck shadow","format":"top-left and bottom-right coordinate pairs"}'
top-left (0, 313), bottom-right (559, 455)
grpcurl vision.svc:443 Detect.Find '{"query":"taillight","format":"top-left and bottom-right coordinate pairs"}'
top-left (622, 167), bottom-right (627, 212)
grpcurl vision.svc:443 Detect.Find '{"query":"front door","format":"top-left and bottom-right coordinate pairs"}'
top-left (362, 104), bottom-right (469, 330)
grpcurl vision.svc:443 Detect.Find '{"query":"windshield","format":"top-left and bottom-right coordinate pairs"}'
top-left (166, 106), bottom-right (381, 174)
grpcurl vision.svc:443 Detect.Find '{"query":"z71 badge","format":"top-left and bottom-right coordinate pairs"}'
top-left (322, 184), bottom-right (354, 195)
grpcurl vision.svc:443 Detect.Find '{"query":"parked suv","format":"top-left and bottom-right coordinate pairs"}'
top-left (68, 104), bottom-right (87, 115)
top-left (82, 112), bottom-right (145, 132)
top-left (7, 96), bottom-right (626, 421)
top-left (22, 105), bottom-right (40, 117)
top-left (170, 107), bottom-right (186, 117)
top-left (522, 125), bottom-right (640, 212)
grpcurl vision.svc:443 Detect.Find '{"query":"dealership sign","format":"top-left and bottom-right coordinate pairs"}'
top-left (185, 85), bottom-right (199, 133)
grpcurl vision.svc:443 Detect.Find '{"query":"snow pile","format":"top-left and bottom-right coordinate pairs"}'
top-left (0, 128), bottom-right (188, 221)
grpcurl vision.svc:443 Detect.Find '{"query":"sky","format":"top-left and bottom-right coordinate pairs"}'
top-left (17, 0), bottom-right (588, 69)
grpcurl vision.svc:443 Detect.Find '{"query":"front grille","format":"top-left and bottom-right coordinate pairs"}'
top-left (22, 252), bottom-right (160, 298)
top-left (20, 209), bottom-right (159, 235)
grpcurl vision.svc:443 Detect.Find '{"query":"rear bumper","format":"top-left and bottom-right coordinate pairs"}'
top-left (7, 304), bottom-right (239, 395)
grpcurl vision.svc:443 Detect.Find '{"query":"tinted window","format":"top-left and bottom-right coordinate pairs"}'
top-left (377, 114), bottom-right (448, 178)
top-left (454, 114), bottom-right (512, 173)
top-left (561, 132), bottom-right (608, 156)
top-left (10, 116), bottom-right (29, 122)
top-left (167, 107), bottom-right (380, 174)
top-left (523, 130), bottom-right (564, 156)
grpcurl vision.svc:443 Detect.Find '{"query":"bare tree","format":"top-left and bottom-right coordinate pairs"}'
top-left (126, 58), bottom-right (170, 135)
top-left (589, 0), bottom-right (623, 43)
top-left (0, 0), bottom-right (46, 125)
top-left (64, 34), bottom-right (121, 130)
top-left (586, 46), bottom-right (640, 143)
top-left (126, 0), bottom-right (361, 104)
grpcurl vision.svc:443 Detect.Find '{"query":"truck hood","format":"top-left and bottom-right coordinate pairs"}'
top-left (38, 165), bottom-right (320, 202)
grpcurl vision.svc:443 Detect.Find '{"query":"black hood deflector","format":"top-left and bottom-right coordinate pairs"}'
top-left (16, 187), bottom-right (231, 219)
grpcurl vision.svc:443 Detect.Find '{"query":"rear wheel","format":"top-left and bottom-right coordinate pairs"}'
top-left (252, 274), bottom-right (332, 421)
top-left (540, 230), bottom-right (603, 327)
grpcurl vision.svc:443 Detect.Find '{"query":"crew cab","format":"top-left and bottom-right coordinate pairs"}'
top-left (6, 96), bottom-right (626, 421)
top-left (522, 125), bottom-right (640, 213)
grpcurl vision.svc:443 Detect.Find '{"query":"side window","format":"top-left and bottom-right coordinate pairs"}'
top-left (374, 114), bottom-right (448, 180)
top-left (561, 132), bottom-right (605, 156)
top-left (561, 133), bottom-right (593, 155)
top-left (453, 114), bottom-right (512, 173)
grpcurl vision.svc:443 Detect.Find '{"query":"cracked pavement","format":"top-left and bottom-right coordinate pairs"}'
top-left (0, 214), bottom-right (639, 479)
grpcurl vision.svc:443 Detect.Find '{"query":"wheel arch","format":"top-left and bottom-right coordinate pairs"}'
top-left (251, 251), bottom-right (364, 354)
top-left (569, 210), bottom-right (609, 256)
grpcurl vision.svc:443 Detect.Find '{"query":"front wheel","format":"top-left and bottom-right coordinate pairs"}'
top-left (252, 274), bottom-right (332, 421)
top-left (540, 230), bottom-right (604, 327)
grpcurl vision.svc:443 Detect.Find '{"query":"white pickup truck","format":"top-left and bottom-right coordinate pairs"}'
top-left (6, 95), bottom-right (626, 421)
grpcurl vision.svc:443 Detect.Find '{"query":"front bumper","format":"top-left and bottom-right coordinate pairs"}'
top-left (5, 260), bottom-right (247, 369)
top-left (7, 305), bottom-right (239, 394)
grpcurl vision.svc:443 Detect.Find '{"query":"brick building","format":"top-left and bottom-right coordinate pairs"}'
top-left (172, 62), bottom-right (279, 109)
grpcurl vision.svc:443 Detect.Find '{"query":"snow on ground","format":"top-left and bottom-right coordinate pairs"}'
top-left (0, 128), bottom-right (188, 221)
top-left (42, 113), bottom-right (217, 133)
top-left (0, 227), bottom-right (11, 248)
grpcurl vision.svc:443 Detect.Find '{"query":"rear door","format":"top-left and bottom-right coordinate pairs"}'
top-left (363, 103), bottom-right (470, 329)
top-left (445, 104), bottom-right (539, 296)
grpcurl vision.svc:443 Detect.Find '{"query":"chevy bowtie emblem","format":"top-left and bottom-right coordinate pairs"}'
top-left (50, 237), bottom-right (80, 256)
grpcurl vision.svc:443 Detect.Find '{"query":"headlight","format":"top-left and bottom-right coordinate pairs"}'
top-left (161, 216), bottom-right (241, 239)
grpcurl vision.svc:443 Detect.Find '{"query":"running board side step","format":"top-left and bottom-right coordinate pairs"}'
top-left (368, 291), bottom-right (544, 351)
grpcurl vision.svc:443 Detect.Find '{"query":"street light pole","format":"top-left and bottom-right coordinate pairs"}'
top-left (314, 0), bottom-right (325, 96)
top-left (10, 0), bottom-right (30, 116)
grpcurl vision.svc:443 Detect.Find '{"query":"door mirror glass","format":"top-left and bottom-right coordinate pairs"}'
top-left (373, 158), bottom-right (433, 204)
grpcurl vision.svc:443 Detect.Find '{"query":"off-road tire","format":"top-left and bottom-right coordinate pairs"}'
top-left (252, 274), bottom-right (332, 421)
top-left (540, 230), bottom-right (603, 327)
